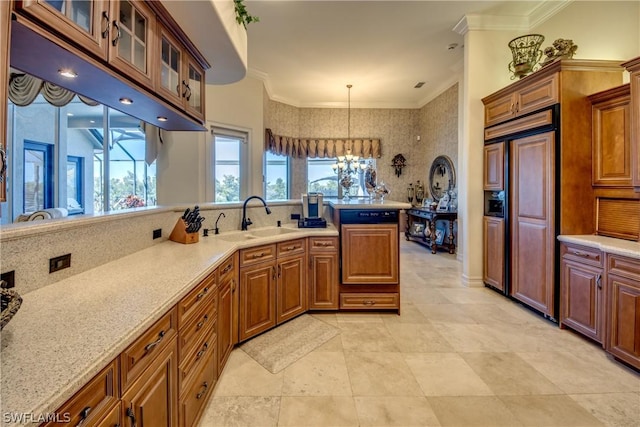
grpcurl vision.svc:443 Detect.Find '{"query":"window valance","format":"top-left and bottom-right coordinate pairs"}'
top-left (8, 72), bottom-right (98, 107)
top-left (265, 128), bottom-right (381, 159)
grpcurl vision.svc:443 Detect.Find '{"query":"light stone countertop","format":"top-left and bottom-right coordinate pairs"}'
top-left (328, 198), bottom-right (412, 210)
top-left (558, 234), bottom-right (640, 259)
top-left (0, 224), bottom-right (338, 427)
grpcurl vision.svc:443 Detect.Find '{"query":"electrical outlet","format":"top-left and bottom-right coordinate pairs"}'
top-left (153, 228), bottom-right (162, 239)
top-left (1, 270), bottom-right (15, 288)
top-left (49, 254), bottom-right (71, 274)
top-left (291, 213), bottom-right (301, 220)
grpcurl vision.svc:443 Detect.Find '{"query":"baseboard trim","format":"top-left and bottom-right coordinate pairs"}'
top-left (462, 274), bottom-right (484, 288)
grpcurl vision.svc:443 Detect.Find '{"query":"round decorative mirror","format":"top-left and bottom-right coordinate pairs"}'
top-left (428, 155), bottom-right (456, 201)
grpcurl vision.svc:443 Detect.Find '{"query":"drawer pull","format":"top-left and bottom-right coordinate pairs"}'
top-left (196, 382), bottom-right (209, 400)
top-left (222, 263), bottom-right (233, 274)
top-left (75, 406), bottom-right (91, 426)
top-left (196, 314), bottom-right (209, 331)
top-left (196, 287), bottom-right (209, 300)
top-left (571, 250), bottom-right (589, 257)
top-left (126, 407), bottom-right (137, 427)
top-left (196, 342), bottom-right (209, 360)
top-left (363, 300), bottom-right (376, 306)
top-left (253, 252), bottom-right (266, 259)
top-left (144, 330), bottom-right (166, 352)
top-left (315, 242), bottom-right (331, 247)
top-left (283, 245), bottom-right (299, 251)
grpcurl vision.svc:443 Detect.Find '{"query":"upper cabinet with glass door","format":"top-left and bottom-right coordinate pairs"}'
top-left (15, 0), bottom-right (111, 59)
top-left (157, 22), bottom-right (205, 121)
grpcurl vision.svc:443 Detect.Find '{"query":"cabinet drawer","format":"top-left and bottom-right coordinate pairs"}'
top-left (218, 253), bottom-right (238, 283)
top-left (179, 325), bottom-right (217, 395)
top-left (561, 243), bottom-right (603, 267)
top-left (277, 238), bottom-right (306, 257)
top-left (179, 348), bottom-right (217, 427)
top-left (120, 307), bottom-right (178, 392)
top-left (179, 294), bottom-right (217, 360)
top-left (309, 236), bottom-right (339, 252)
top-left (178, 272), bottom-right (216, 328)
top-left (95, 401), bottom-right (121, 427)
top-left (340, 293), bottom-right (399, 309)
top-left (240, 244), bottom-right (277, 267)
top-left (607, 254), bottom-right (640, 282)
top-left (44, 359), bottom-right (119, 427)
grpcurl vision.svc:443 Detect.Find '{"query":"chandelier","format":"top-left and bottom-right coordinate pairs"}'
top-left (331, 84), bottom-right (366, 201)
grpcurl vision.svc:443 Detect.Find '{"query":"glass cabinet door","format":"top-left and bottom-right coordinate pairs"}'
top-left (157, 25), bottom-right (183, 106)
top-left (185, 57), bottom-right (204, 120)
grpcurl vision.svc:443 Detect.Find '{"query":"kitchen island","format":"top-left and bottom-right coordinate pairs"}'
top-left (328, 199), bottom-right (411, 311)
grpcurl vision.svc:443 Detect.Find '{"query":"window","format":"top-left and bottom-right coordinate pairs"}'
top-left (66, 156), bottom-right (83, 214)
top-left (212, 127), bottom-right (247, 202)
top-left (307, 157), bottom-right (375, 198)
top-left (23, 141), bottom-right (54, 213)
top-left (265, 151), bottom-right (289, 200)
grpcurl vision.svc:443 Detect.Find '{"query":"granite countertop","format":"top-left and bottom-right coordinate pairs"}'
top-left (558, 234), bottom-right (640, 259)
top-left (328, 199), bottom-right (412, 210)
top-left (0, 224), bottom-right (338, 427)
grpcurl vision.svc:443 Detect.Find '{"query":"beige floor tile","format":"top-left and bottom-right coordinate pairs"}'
top-left (381, 304), bottom-right (430, 324)
top-left (461, 352), bottom-right (563, 395)
top-left (309, 312), bottom-right (339, 326)
top-left (212, 350), bottom-right (283, 397)
top-left (437, 322), bottom-right (510, 352)
top-left (199, 396), bottom-right (280, 427)
top-left (569, 392), bottom-right (640, 427)
top-left (413, 303), bottom-right (478, 324)
top-left (354, 396), bottom-right (441, 426)
top-left (463, 303), bottom-right (537, 326)
top-left (282, 351), bottom-right (352, 396)
top-left (401, 287), bottom-right (453, 304)
top-left (336, 312), bottom-right (384, 324)
top-left (499, 395), bottom-right (605, 427)
top-left (404, 352), bottom-right (494, 396)
top-left (345, 352), bottom-right (423, 396)
top-left (339, 323), bottom-right (400, 352)
top-left (277, 396), bottom-right (359, 426)
top-left (427, 396), bottom-right (523, 426)
top-left (517, 351), bottom-right (640, 394)
top-left (437, 287), bottom-right (505, 304)
top-left (385, 322), bottom-right (454, 353)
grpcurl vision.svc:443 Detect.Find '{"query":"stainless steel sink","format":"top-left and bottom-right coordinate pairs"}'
top-left (216, 233), bottom-right (258, 242)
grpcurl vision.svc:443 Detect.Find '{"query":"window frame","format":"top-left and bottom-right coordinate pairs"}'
top-left (66, 155), bottom-right (84, 215)
top-left (264, 150), bottom-right (290, 201)
top-left (23, 140), bottom-right (54, 213)
top-left (208, 124), bottom-right (250, 203)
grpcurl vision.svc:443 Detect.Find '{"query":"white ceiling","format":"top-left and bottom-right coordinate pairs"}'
top-left (243, 0), bottom-right (563, 108)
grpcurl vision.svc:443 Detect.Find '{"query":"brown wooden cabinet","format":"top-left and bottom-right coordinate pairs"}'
top-left (341, 224), bottom-right (399, 285)
top-left (239, 258), bottom-right (277, 341)
top-left (276, 239), bottom-right (307, 323)
top-left (606, 253), bottom-right (640, 369)
top-left (121, 339), bottom-right (178, 427)
top-left (560, 243), bottom-right (604, 344)
top-left (589, 84), bottom-right (632, 187)
top-left (43, 359), bottom-right (119, 427)
top-left (308, 237), bottom-right (339, 310)
top-left (510, 131), bottom-right (556, 316)
top-left (483, 216), bottom-right (505, 292)
top-left (484, 73), bottom-right (558, 128)
top-left (622, 57), bottom-right (640, 189)
top-left (217, 253), bottom-right (239, 374)
top-left (483, 143), bottom-right (504, 190)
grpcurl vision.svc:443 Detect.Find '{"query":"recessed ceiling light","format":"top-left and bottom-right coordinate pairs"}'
top-left (58, 69), bottom-right (78, 78)
top-left (157, 116), bottom-right (168, 122)
top-left (66, 112), bottom-right (74, 116)
top-left (119, 97), bottom-right (133, 105)
top-left (89, 120), bottom-right (96, 123)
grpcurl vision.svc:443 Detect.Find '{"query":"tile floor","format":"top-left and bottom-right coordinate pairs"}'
top-left (199, 239), bottom-right (640, 426)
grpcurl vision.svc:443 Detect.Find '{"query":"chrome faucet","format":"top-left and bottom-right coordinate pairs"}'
top-left (241, 196), bottom-right (271, 231)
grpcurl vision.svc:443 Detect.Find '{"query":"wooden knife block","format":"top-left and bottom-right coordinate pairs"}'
top-left (169, 219), bottom-right (199, 244)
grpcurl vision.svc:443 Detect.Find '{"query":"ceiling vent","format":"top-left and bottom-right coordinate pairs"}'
top-left (414, 81), bottom-right (426, 88)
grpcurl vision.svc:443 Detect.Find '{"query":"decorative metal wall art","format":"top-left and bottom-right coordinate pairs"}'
top-left (541, 38), bottom-right (578, 67)
top-left (391, 153), bottom-right (406, 177)
top-left (507, 34), bottom-right (545, 80)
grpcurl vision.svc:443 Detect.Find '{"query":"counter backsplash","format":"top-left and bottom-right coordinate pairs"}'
top-left (1, 203), bottom-right (305, 295)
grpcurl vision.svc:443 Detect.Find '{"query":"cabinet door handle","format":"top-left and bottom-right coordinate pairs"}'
top-left (272, 266), bottom-right (276, 281)
top-left (196, 342), bottom-right (209, 360)
top-left (278, 265), bottom-right (281, 278)
top-left (126, 407), bottom-right (137, 427)
top-left (111, 20), bottom-right (121, 46)
top-left (100, 11), bottom-right (110, 39)
top-left (196, 314), bottom-right (209, 331)
top-left (196, 382), bottom-right (209, 399)
top-left (144, 330), bottom-right (166, 352)
top-left (222, 263), bottom-right (233, 274)
top-left (231, 279), bottom-right (236, 292)
top-left (75, 406), bottom-right (91, 426)
top-left (596, 274), bottom-right (602, 289)
top-left (510, 103), bottom-right (515, 113)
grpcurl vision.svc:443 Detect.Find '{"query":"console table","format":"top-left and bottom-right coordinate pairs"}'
top-left (405, 208), bottom-right (457, 254)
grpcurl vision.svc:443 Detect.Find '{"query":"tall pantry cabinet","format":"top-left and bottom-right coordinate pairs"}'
top-left (482, 59), bottom-right (623, 319)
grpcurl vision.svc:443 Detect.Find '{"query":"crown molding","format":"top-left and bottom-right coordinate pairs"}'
top-left (529, 0), bottom-right (573, 28)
